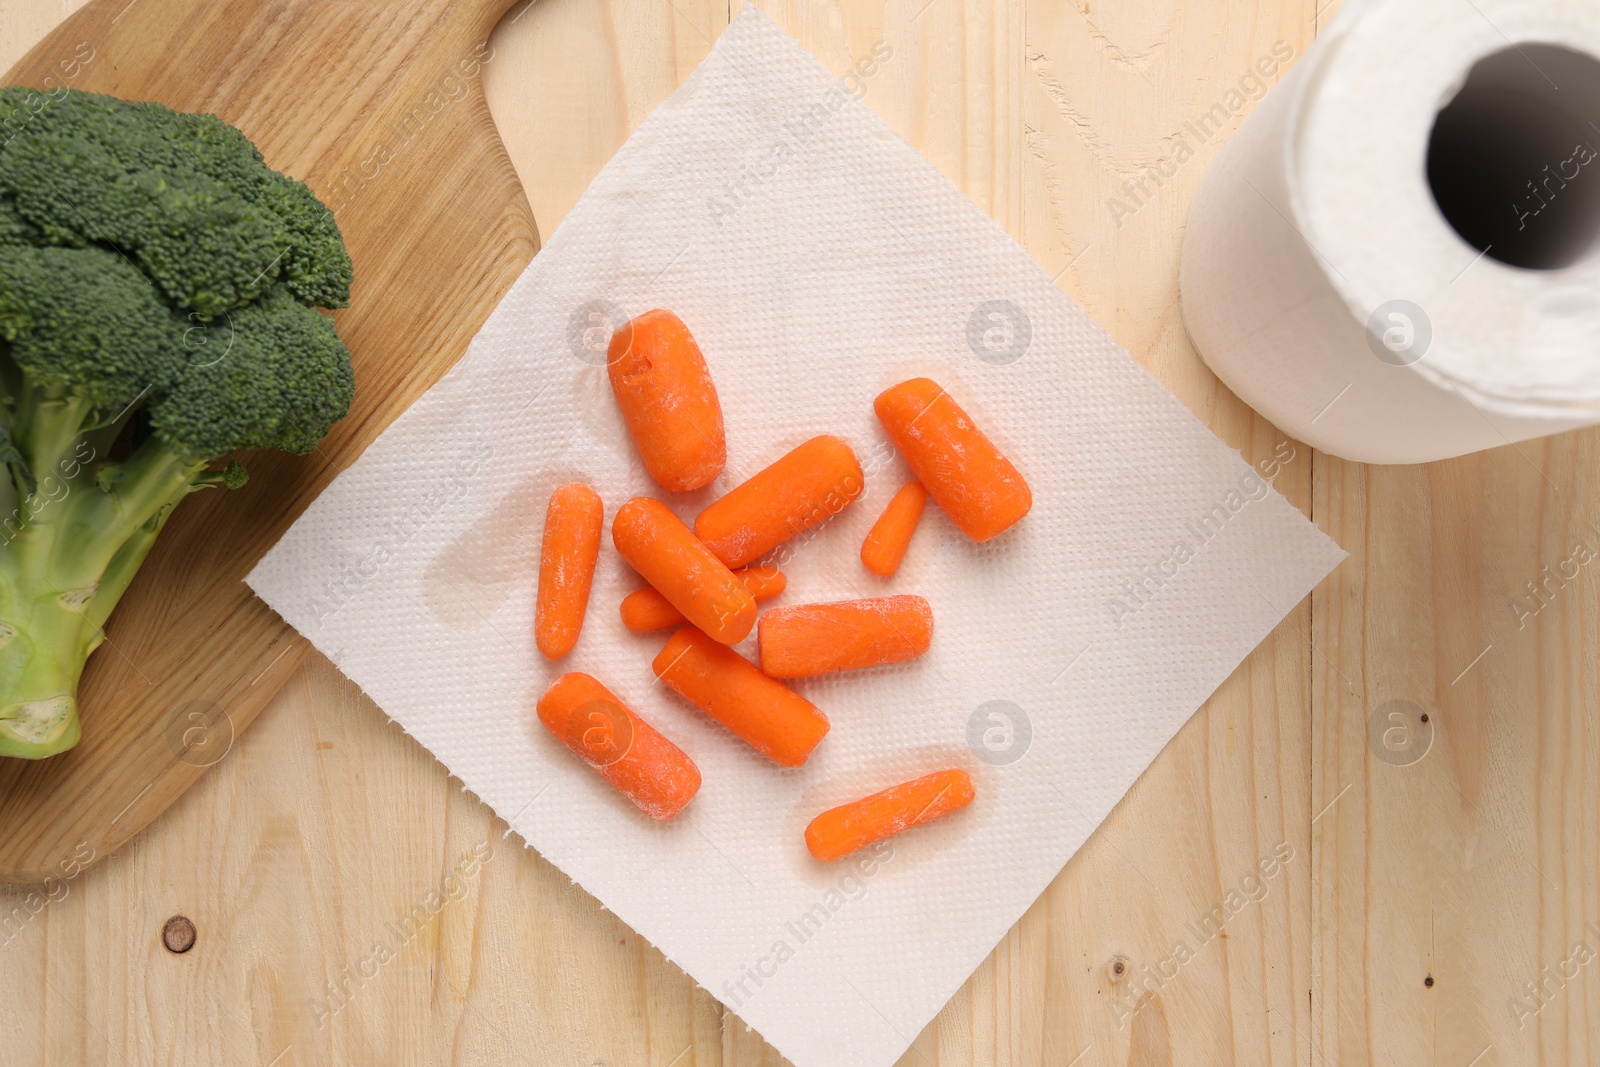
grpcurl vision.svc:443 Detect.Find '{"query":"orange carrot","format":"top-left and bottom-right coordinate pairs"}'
top-left (620, 565), bottom-right (786, 633)
top-left (694, 435), bottom-right (863, 568)
top-left (859, 479), bottom-right (927, 577)
top-left (536, 672), bottom-right (701, 820)
top-left (757, 595), bottom-right (932, 678)
top-left (612, 497), bottom-right (756, 645)
top-left (805, 769), bottom-right (974, 862)
top-left (653, 627), bottom-right (829, 767)
top-left (534, 483), bottom-right (604, 660)
top-left (607, 310), bottom-right (726, 492)
top-left (874, 378), bottom-right (1031, 542)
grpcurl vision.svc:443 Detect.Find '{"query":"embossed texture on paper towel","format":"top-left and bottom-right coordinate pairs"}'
top-left (248, 9), bottom-right (1345, 1067)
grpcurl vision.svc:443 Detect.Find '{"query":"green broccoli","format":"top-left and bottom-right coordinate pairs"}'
top-left (0, 86), bottom-right (354, 758)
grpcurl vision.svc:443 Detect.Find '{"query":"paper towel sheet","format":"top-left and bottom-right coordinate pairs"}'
top-left (249, 10), bottom-right (1345, 1066)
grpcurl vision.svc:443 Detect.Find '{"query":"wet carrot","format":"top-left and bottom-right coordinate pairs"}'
top-left (805, 769), bottom-right (974, 862)
top-left (859, 479), bottom-right (927, 577)
top-left (612, 497), bottom-right (756, 645)
top-left (620, 565), bottom-right (786, 633)
top-left (694, 435), bottom-right (863, 568)
top-left (534, 483), bottom-right (604, 660)
top-left (653, 627), bottom-right (829, 767)
top-left (536, 672), bottom-right (701, 820)
top-left (757, 595), bottom-right (932, 678)
top-left (607, 310), bottom-right (726, 492)
top-left (874, 378), bottom-right (1031, 542)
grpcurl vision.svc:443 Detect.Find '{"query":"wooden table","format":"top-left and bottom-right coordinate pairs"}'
top-left (2, 1), bottom-right (1595, 1064)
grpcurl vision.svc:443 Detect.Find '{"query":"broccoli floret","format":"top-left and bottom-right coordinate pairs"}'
top-left (0, 86), bottom-right (355, 758)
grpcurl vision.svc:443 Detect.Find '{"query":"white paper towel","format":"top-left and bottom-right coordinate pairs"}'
top-left (1181, 0), bottom-right (1600, 464)
top-left (249, 10), bottom-right (1345, 1065)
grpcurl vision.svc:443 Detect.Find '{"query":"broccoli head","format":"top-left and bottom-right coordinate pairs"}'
top-left (0, 86), bottom-right (355, 758)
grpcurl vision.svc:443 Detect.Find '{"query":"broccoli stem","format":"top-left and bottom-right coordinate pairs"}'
top-left (0, 434), bottom-right (205, 757)
top-left (12, 380), bottom-right (93, 487)
top-left (0, 467), bottom-right (15, 533)
top-left (83, 466), bottom-right (195, 635)
top-left (0, 567), bottom-right (87, 757)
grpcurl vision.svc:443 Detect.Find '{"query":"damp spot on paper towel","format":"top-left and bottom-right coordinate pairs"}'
top-left (566, 298), bottom-right (631, 366)
top-left (784, 744), bottom-right (981, 886)
top-left (570, 366), bottom-right (634, 454)
top-left (872, 360), bottom-right (973, 402)
top-left (423, 470), bottom-right (582, 629)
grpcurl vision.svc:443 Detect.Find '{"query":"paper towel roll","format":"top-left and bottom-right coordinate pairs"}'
top-left (1180, 0), bottom-right (1600, 463)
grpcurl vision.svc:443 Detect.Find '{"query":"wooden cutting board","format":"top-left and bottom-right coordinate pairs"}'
top-left (0, 0), bottom-right (538, 881)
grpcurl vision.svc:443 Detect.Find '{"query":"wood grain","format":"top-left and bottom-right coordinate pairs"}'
top-left (2, 0), bottom-right (1592, 1065)
top-left (0, 0), bottom-right (538, 881)
top-left (1312, 443), bottom-right (1600, 1067)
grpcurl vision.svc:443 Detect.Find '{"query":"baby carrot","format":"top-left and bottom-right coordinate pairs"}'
top-left (805, 769), bottom-right (974, 862)
top-left (694, 435), bottom-right (863, 569)
top-left (859, 479), bottom-right (927, 577)
top-left (620, 565), bottom-right (786, 633)
top-left (874, 378), bottom-right (1031, 542)
top-left (536, 672), bottom-right (701, 820)
top-left (607, 310), bottom-right (726, 492)
top-left (653, 627), bottom-right (829, 767)
top-left (612, 497), bottom-right (756, 645)
top-left (757, 595), bottom-right (932, 678)
top-left (534, 483), bottom-right (604, 660)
